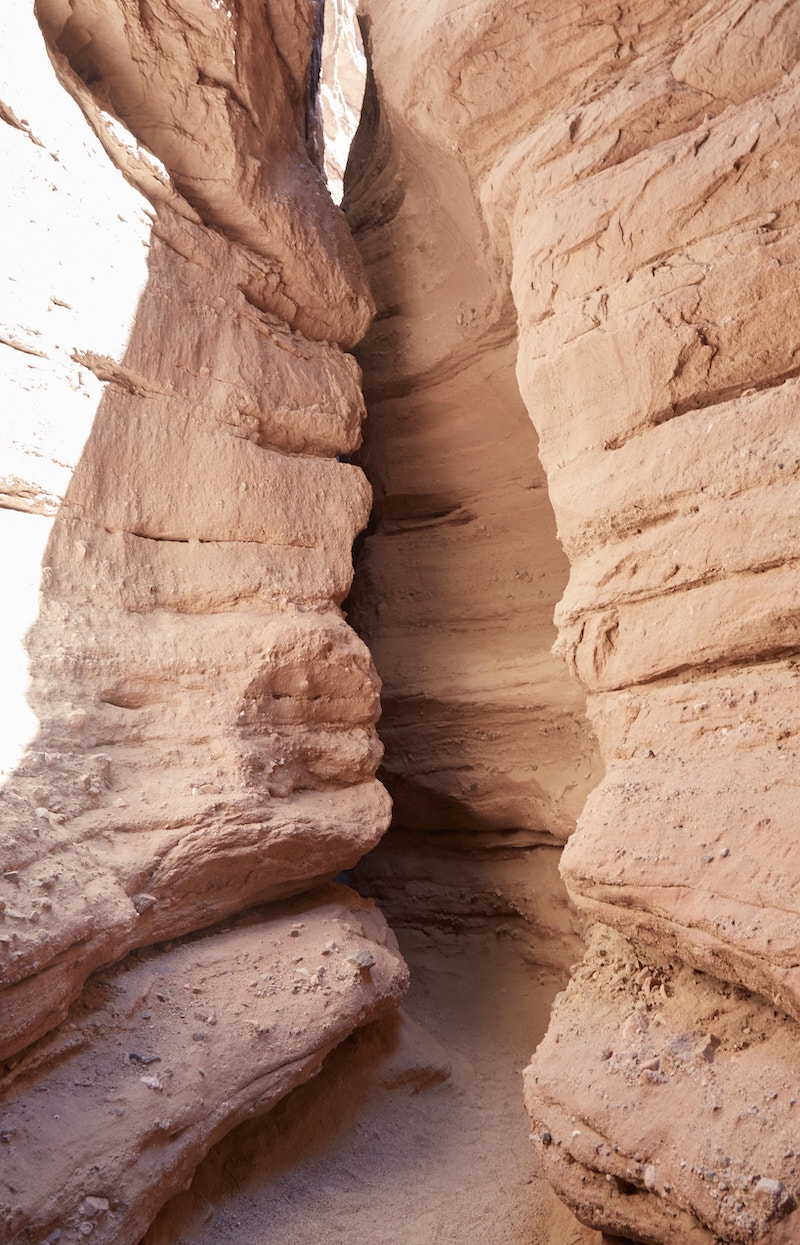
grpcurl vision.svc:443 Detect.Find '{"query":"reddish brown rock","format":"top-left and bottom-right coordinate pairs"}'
top-left (344, 24), bottom-right (602, 847)
top-left (5, 0), bottom-right (800, 1241)
top-left (0, 0), bottom-right (392, 1068)
top-left (35, 0), bottom-right (373, 346)
top-left (526, 928), bottom-right (800, 1245)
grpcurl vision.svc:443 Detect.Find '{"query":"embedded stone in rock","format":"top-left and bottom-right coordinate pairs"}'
top-left (0, 886), bottom-right (408, 1245)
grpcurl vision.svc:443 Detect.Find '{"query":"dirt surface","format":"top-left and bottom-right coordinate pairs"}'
top-left (143, 921), bottom-right (599, 1245)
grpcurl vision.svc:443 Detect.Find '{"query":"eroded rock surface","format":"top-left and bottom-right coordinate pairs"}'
top-left (344, 5), bottom-right (602, 850)
top-left (1, 1), bottom-right (401, 1237)
top-left (0, 886), bottom-right (407, 1245)
top-left (527, 928), bottom-right (800, 1245)
top-left (346, 1), bottom-right (800, 1241)
top-left (6, 0), bottom-right (800, 1241)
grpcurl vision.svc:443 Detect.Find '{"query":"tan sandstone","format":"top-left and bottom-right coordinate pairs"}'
top-left (0, 0), bottom-right (402, 1235)
top-left (344, 1), bottom-right (800, 1241)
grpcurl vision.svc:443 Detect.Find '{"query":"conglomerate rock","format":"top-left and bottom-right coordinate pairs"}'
top-left (345, 1), bottom-right (800, 1241)
top-left (0, 1), bottom-right (402, 1237)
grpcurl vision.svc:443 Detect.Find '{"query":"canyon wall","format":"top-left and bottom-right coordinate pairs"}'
top-left (343, 8), bottom-right (604, 977)
top-left (346, 1), bottom-right (800, 1242)
top-left (0, 4), bottom-right (407, 1242)
top-left (4, 1), bottom-right (800, 1242)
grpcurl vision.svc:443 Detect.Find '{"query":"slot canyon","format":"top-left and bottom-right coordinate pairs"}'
top-left (2, 1), bottom-right (800, 1243)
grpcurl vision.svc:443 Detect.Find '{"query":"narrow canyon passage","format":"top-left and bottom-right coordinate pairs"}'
top-left (4, 2), bottom-right (800, 1244)
top-left (143, 885), bottom-right (593, 1245)
top-left (142, 1), bottom-right (606, 1224)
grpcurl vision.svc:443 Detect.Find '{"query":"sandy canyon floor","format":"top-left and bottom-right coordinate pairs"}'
top-left (142, 916), bottom-right (598, 1245)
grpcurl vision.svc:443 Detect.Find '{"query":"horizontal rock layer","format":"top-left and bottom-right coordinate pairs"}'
top-left (0, 885), bottom-right (408, 1245)
top-left (526, 927), bottom-right (800, 1245)
top-left (499, 6), bottom-right (800, 1241)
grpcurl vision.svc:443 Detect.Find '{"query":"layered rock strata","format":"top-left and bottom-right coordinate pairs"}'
top-left (1, 886), bottom-right (407, 1245)
top-left (1, 1), bottom-right (401, 1238)
top-left (344, 12), bottom-right (603, 851)
top-left (346, 1), bottom-right (800, 1241)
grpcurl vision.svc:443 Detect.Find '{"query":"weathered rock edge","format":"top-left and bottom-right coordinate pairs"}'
top-left (0, 885), bottom-right (409, 1245)
top-left (1, 1), bottom-right (392, 1070)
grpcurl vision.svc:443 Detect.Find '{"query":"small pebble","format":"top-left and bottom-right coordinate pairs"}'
top-left (80, 1197), bottom-right (109, 1217)
top-left (755, 1177), bottom-right (788, 1200)
top-left (346, 949), bottom-right (376, 970)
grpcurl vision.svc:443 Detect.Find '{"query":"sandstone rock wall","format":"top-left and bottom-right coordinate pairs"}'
top-left (0, 4), bottom-right (404, 1240)
top-left (5, 0), bottom-right (800, 1241)
top-left (346, 2), bottom-right (800, 1242)
top-left (344, 21), bottom-right (603, 852)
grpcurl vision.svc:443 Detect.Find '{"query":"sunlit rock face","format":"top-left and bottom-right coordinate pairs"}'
top-left (0, 4), bottom-right (403, 1240)
top-left (344, 1), bottom-right (800, 1241)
